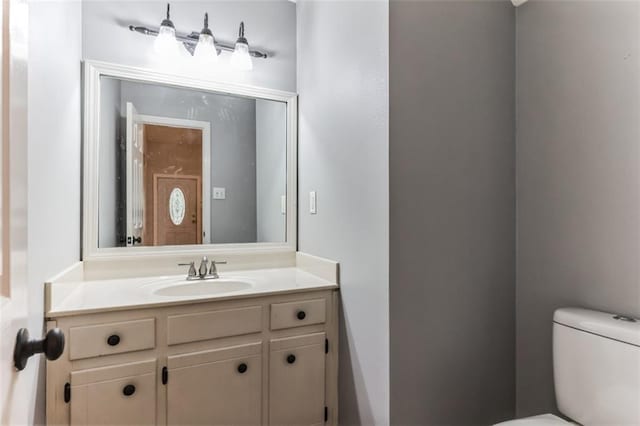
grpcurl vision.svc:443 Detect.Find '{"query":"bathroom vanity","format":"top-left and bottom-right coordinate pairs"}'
top-left (42, 61), bottom-right (339, 425)
top-left (45, 254), bottom-right (339, 425)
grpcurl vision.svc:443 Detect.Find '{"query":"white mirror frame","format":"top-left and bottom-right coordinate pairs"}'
top-left (82, 61), bottom-right (297, 261)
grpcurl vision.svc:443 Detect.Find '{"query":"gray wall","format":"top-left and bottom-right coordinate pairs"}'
top-left (297, 1), bottom-right (389, 424)
top-left (389, 1), bottom-right (516, 424)
top-left (256, 100), bottom-right (287, 242)
top-left (98, 78), bottom-right (122, 248)
top-left (82, 0), bottom-right (297, 92)
top-left (27, 1), bottom-right (83, 423)
top-left (515, 0), bottom-right (640, 417)
top-left (118, 81), bottom-right (258, 244)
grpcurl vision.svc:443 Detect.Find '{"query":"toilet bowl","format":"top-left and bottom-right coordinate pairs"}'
top-left (494, 308), bottom-right (640, 426)
top-left (495, 414), bottom-right (573, 425)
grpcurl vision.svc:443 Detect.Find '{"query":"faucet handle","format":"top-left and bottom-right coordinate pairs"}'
top-left (209, 260), bottom-right (227, 276)
top-left (178, 261), bottom-right (197, 277)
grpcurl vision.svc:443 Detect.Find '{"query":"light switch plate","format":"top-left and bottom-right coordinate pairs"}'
top-left (309, 191), bottom-right (317, 214)
top-left (213, 187), bottom-right (226, 200)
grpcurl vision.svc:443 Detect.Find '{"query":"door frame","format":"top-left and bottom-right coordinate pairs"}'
top-left (153, 174), bottom-right (202, 246)
top-left (139, 115), bottom-right (211, 244)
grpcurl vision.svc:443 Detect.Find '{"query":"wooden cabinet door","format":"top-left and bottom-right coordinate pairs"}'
top-left (167, 342), bottom-right (262, 425)
top-left (269, 333), bottom-right (326, 426)
top-left (70, 360), bottom-right (156, 425)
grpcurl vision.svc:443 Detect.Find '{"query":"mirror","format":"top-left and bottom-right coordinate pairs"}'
top-left (84, 62), bottom-right (297, 258)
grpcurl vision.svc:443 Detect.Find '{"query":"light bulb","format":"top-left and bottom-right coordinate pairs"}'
top-left (230, 22), bottom-right (253, 71)
top-left (154, 3), bottom-right (179, 57)
top-left (154, 25), bottom-right (177, 55)
top-left (193, 13), bottom-right (218, 65)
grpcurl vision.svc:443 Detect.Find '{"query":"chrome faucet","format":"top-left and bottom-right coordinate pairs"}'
top-left (198, 256), bottom-right (209, 278)
top-left (178, 257), bottom-right (227, 280)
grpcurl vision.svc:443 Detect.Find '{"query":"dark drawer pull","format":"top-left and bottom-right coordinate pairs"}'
top-left (123, 384), bottom-right (136, 396)
top-left (286, 354), bottom-right (296, 364)
top-left (107, 335), bottom-right (120, 346)
top-left (296, 311), bottom-right (306, 320)
top-left (237, 363), bottom-right (248, 374)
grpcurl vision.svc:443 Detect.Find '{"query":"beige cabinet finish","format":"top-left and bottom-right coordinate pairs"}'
top-left (269, 333), bottom-right (326, 426)
top-left (69, 318), bottom-right (156, 360)
top-left (70, 360), bottom-right (157, 425)
top-left (167, 306), bottom-right (263, 345)
top-left (167, 343), bottom-right (262, 425)
top-left (46, 289), bottom-right (339, 426)
top-left (270, 299), bottom-right (326, 330)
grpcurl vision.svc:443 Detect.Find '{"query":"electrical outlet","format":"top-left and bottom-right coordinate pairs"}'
top-left (213, 187), bottom-right (226, 200)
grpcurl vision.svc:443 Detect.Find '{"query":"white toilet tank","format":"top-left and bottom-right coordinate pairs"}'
top-left (553, 308), bottom-right (640, 425)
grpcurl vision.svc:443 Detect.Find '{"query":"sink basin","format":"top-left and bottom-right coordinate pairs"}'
top-left (153, 279), bottom-right (252, 297)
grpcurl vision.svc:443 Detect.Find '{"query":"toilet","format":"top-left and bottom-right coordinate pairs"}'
top-left (497, 308), bottom-right (640, 425)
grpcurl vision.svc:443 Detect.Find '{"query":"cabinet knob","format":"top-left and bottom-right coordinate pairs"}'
top-left (237, 363), bottom-right (248, 374)
top-left (123, 384), bottom-right (136, 396)
top-left (286, 354), bottom-right (296, 364)
top-left (296, 310), bottom-right (306, 320)
top-left (107, 335), bottom-right (121, 346)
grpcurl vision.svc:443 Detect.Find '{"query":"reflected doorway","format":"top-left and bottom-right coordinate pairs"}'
top-left (125, 103), bottom-right (211, 246)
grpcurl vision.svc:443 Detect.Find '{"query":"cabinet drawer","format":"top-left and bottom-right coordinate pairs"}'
top-left (70, 359), bottom-right (156, 425)
top-left (167, 306), bottom-right (262, 345)
top-left (270, 299), bottom-right (326, 330)
top-left (69, 319), bottom-right (155, 360)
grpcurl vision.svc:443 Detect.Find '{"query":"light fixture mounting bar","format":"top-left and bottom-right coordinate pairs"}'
top-left (129, 25), bottom-right (268, 59)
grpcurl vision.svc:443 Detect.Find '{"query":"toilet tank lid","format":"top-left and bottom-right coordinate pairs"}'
top-left (554, 308), bottom-right (640, 347)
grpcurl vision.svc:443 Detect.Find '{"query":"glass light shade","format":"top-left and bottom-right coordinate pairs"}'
top-left (230, 42), bottom-right (253, 71)
top-left (154, 25), bottom-right (178, 56)
top-left (193, 33), bottom-right (218, 65)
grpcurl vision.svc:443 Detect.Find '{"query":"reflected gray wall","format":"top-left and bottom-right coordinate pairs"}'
top-left (98, 78), bottom-right (121, 247)
top-left (256, 100), bottom-right (287, 242)
top-left (297, 2), bottom-right (390, 424)
top-left (389, 1), bottom-right (516, 424)
top-left (515, 1), bottom-right (640, 417)
top-left (82, 1), bottom-right (297, 92)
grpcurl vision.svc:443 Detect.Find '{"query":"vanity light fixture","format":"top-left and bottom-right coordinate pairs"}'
top-left (193, 13), bottom-right (218, 65)
top-left (128, 5), bottom-right (268, 70)
top-left (153, 3), bottom-right (179, 56)
top-left (230, 22), bottom-right (253, 72)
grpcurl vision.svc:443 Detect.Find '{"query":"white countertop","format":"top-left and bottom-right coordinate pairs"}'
top-left (47, 266), bottom-right (338, 318)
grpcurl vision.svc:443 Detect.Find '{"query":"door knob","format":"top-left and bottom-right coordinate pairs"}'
top-left (14, 328), bottom-right (65, 371)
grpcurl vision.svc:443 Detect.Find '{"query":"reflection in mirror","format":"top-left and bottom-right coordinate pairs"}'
top-left (98, 76), bottom-right (287, 248)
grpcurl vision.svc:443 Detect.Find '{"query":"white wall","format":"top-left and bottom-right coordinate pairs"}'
top-left (28, 1), bottom-right (82, 423)
top-left (82, 0), bottom-right (297, 92)
top-left (256, 99), bottom-right (286, 242)
top-left (297, 1), bottom-right (389, 424)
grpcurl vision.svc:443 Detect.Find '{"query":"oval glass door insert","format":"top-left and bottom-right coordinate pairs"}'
top-left (169, 188), bottom-right (186, 225)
